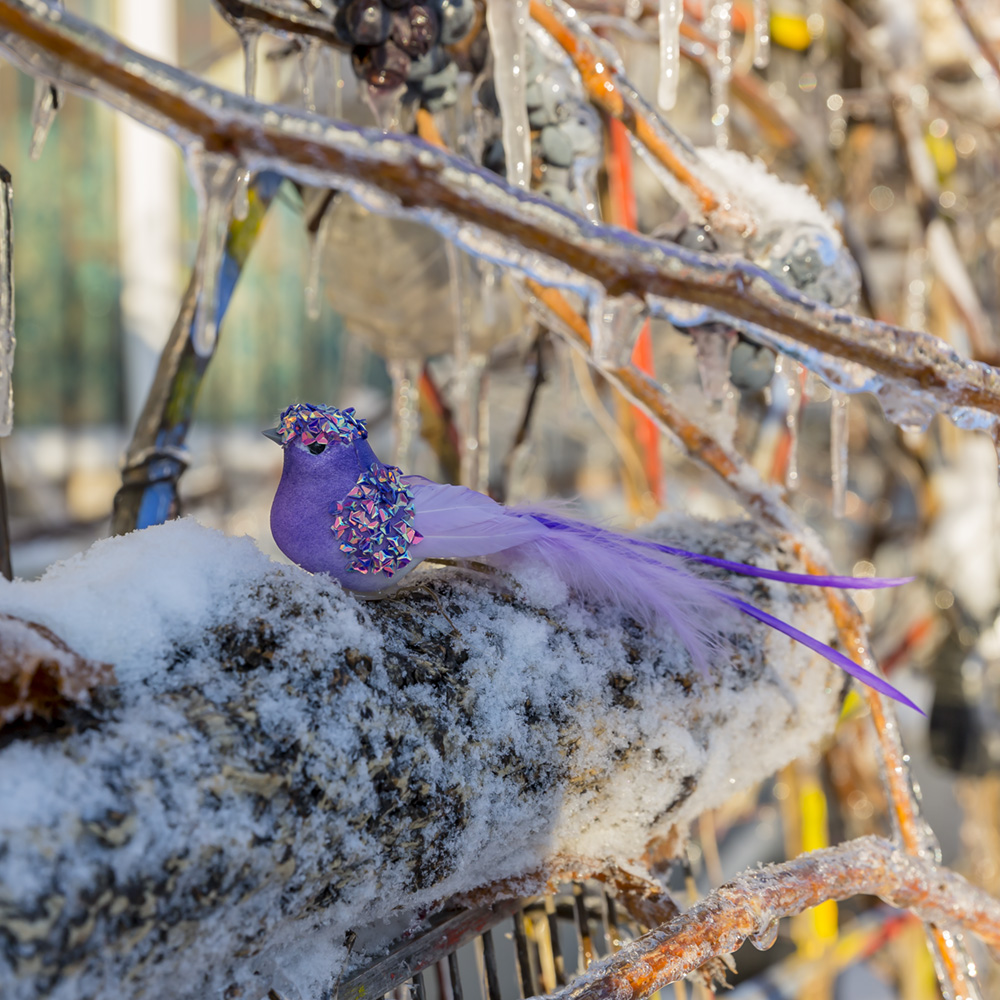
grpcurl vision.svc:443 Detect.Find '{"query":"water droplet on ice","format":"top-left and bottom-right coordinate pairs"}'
top-left (750, 918), bottom-right (779, 951)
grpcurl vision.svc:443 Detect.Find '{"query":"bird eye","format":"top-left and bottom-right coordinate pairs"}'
top-left (308, 442), bottom-right (327, 455)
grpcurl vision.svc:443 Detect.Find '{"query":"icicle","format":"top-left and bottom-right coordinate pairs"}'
top-left (367, 85), bottom-right (406, 132)
top-left (485, 0), bottom-right (531, 189)
top-left (240, 23), bottom-right (261, 98)
top-left (233, 171), bottom-right (251, 222)
top-left (657, 0), bottom-right (683, 111)
top-left (588, 294), bottom-right (647, 368)
top-left (704, 0), bottom-right (733, 149)
top-left (186, 150), bottom-right (239, 358)
top-left (301, 38), bottom-right (322, 113)
top-left (773, 353), bottom-right (801, 490)
top-left (752, 0), bottom-right (771, 68)
top-left (0, 167), bottom-right (13, 437)
top-left (830, 391), bottom-right (849, 518)
top-left (29, 79), bottom-right (60, 161)
top-left (306, 203), bottom-right (337, 322)
top-left (446, 243), bottom-right (488, 490)
top-left (331, 49), bottom-right (346, 120)
top-left (692, 325), bottom-right (738, 443)
top-left (387, 358), bottom-right (423, 469)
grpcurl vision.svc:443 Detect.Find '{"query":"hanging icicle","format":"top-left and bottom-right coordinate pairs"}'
top-left (301, 37), bottom-right (322, 114)
top-left (657, 0), bottom-right (683, 111)
top-left (830, 391), bottom-right (849, 518)
top-left (588, 293), bottom-right (647, 368)
top-left (485, 0), bottom-right (531, 189)
top-left (704, 0), bottom-right (734, 149)
top-left (446, 242), bottom-right (489, 490)
top-left (0, 166), bottom-right (13, 437)
top-left (692, 325), bottom-right (738, 444)
top-left (386, 358), bottom-right (423, 469)
top-left (305, 200), bottom-right (337, 322)
top-left (773, 353), bottom-right (802, 491)
top-left (186, 150), bottom-right (240, 359)
top-left (29, 79), bottom-right (60, 161)
top-left (752, 0), bottom-right (771, 68)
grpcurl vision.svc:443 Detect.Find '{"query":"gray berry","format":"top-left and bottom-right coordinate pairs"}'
top-left (540, 124), bottom-right (574, 167)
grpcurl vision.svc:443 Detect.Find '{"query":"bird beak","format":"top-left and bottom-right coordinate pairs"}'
top-left (262, 427), bottom-right (283, 445)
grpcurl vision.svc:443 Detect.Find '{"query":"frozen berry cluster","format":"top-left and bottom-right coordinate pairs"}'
top-left (338, 0), bottom-right (475, 94)
top-left (481, 32), bottom-right (602, 215)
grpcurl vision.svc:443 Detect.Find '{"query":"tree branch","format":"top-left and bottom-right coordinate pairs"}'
top-left (542, 836), bottom-right (1000, 1000)
top-left (0, 0), bottom-right (999, 427)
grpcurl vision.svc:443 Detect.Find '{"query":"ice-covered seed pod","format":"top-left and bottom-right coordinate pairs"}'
top-left (730, 338), bottom-right (776, 392)
top-left (341, 0), bottom-right (392, 46)
top-left (391, 4), bottom-right (439, 57)
top-left (415, 57), bottom-right (459, 110)
top-left (752, 223), bottom-right (861, 309)
top-left (436, 0), bottom-right (476, 45)
top-left (352, 39), bottom-right (411, 89)
top-left (670, 221), bottom-right (720, 254)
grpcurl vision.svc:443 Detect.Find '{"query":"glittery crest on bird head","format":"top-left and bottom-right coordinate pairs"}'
top-left (277, 403), bottom-right (368, 448)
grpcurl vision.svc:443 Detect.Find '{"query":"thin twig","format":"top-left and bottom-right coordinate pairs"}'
top-left (951, 0), bottom-right (1000, 82)
top-left (3, 0), bottom-right (997, 427)
top-left (537, 836), bottom-right (1000, 1000)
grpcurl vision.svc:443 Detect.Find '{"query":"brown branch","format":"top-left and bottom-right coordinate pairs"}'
top-left (1, 1), bottom-right (1000, 425)
top-left (541, 836), bottom-right (1000, 1000)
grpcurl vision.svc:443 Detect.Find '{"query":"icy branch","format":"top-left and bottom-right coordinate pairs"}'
top-left (542, 835), bottom-right (1000, 1000)
top-left (1, 0), bottom-right (999, 430)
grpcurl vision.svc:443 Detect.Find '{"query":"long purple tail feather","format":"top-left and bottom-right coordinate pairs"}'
top-left (407, 481), bottom-right (919, 712)
top-left (725, 595), bottom-right (924, 716)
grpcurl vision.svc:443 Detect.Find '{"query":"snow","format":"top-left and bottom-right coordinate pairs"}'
top-left (696, 147), bottom-right (843, 243)
top-left (0, 517), bottom-right (842, 1000)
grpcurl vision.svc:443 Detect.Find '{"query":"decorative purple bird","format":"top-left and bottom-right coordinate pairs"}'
top-left (266, 402), bottom-right (920, 712)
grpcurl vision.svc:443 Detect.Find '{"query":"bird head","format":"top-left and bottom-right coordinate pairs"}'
top-left (264, 402), bottom-right (379, 481)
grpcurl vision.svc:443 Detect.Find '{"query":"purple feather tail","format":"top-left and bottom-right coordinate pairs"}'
top-left (514, 512), bottom-right (919, 712)
top-left (726, 595), bottom-right (924, 716)
top-left (618, 537), bottom-right (914, 590)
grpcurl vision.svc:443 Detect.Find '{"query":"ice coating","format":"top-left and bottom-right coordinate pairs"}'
top-left (704, 0), bottom-right (734, 148)
top-left (486, 0), bottom-right (531, 189)
top-left (186, 149), bottom-right (239, 358)
top-left (588, 293), bottom-right (647, 368)
top-left (657, 0), bottom-right (682, 111)
top-left (691, 326), bottom-right (737, 445)
top-left (752, 0), bottom-right (770, 68)
top-left (0, 2), bottom-right (998, 449)
top-left (0, 516), bottom-right (845, 999)
top-left (830, 392), bottom-right (849, 518)
top-left (29, 77), bottom-right (59, 160)
top-left (0, 167), bottom-right (12, 437)
top-left (773, 355), bottom-right (802, 491)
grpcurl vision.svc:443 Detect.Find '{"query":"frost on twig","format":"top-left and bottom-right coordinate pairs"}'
top-left (0, 517), bottom-right (844, 1000)
top-left (542, 835), bottom-right (1000, 1000)
top-left (1, 0), bottom-right (1000, 439)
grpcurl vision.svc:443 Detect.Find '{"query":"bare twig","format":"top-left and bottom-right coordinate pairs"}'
top-left (537, 836), bottom-right (1000, 1000)
top-left (1, 0), bottom-right (998, 429)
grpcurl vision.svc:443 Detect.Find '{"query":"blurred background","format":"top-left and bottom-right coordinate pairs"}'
top-left (3, 0), bottom-right (1000, 997)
